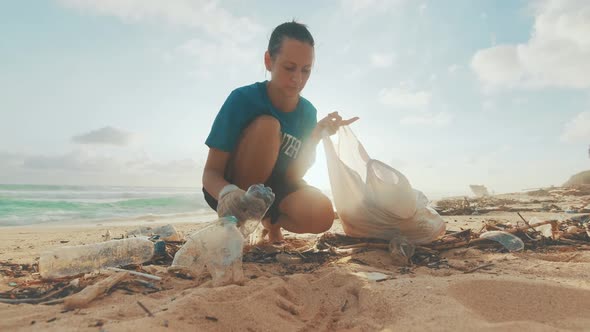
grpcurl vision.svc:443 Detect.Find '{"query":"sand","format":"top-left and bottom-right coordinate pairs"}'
top-left (1, 193), bottom-right (590, 331)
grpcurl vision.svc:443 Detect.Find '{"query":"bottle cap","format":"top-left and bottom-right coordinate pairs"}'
top-left (153, 240), bottom-right (167, 256)
top-left (223, 216), bottom-right (239, 224)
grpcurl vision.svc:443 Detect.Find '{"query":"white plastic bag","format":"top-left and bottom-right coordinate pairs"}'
top-left (322, 126), bottom-right (445, 244)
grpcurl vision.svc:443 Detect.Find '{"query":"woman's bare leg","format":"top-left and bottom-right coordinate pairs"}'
top-left (274, 188), bottom-right (334, 234)
top-left (228, 115), bottom-right (334, 242)
top-left (229, 115), bottom-right (281, 188)
top-left (228, 115), bottom-right (284, 242)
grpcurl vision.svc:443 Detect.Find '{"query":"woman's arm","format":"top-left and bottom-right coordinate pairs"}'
top-left (285, 128), bottom-right (321, 180)
top-left (202, 148), bottom-right (232, 200)
top-left (286, 112), bottom-right (359, 181)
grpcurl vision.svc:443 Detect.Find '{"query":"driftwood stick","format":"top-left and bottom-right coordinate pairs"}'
top-left (516, 212), bottom-right (529, 225)
top-left (517, 212), bottom-right (540, 240)
top-left (338, 243), bottom-right (388, 250)
top-left (464, 263), bottom-right (494, 274)
top-left (63, 272), bottom-right (129, 309)
top-left (107, 267), bottom-right (161, 281)
top-left (137, 300), bottom-right (154, 317)
top-left (0, 283), bottom-right (74, 305)
top-left (505, 219), bottom-right (556, 234)
top-left (415, 246), bottom-right (439, 255)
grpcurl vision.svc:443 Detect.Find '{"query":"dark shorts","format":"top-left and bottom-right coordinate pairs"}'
top-left (203, 173), bottom-right (309, 224)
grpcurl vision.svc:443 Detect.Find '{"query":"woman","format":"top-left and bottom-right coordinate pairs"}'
top-left (202, 21), bottom-right (358, 243)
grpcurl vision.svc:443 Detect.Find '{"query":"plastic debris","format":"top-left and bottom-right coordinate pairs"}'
top-left (126, 224), bottom-right (183, 242)
top-left (480, 231), bottom-right (524, 252)
top-left (39, 238), bottom-right (155, 279)
top-left (169, 216), bottom-right (245, 286)
top-left (352, 271), bottom-right (390, 281)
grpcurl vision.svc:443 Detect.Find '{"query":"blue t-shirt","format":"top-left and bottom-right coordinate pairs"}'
top-left (205, 81), bottom-right (318, 175)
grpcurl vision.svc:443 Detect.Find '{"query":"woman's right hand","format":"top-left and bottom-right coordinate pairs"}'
top-left (217, 185), bottom-right (268, 226)
top-left (316, 111), bottom-right (359, 137)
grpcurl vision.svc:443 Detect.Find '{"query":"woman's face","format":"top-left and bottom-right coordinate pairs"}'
top-left (265, 38), bottom-right (314, 98)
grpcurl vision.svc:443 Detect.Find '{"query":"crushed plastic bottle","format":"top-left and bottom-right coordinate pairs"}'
top-left (480, 231), bottom-right (524, 252)
top-left (529, 217), bottom-right (553, 238)
top-left (169, 216), bottom-right (245, 286)
top-left (39, 238), bottom-right (155, 279)
top-left (126, 224), bottom-right (184, 242)
top-left (168, 185), bottom-right (273, 286)
top-left (235, 184), bottom-right (275, 237)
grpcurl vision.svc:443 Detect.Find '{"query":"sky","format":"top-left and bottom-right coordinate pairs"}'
top-left (1, 0), bottom-right (589, 197)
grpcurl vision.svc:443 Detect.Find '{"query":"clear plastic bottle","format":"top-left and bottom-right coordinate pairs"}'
top-left (126, 224), bottom-right (184, 242)
top-left (170, 216), bottom-right (245, 286)
top-left (39, 238), bottom-right (155, 279)
top-left (169, 185), bottom-right (273, 286)
top-left (235, 184), bottom-right (275, 237)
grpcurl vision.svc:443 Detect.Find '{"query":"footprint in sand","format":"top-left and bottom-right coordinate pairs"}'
top-left (449, 279), bottom-right (590, 326)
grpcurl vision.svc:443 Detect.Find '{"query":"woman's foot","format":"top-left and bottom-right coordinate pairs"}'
top-left (262, 217), bottom-right (284, 243)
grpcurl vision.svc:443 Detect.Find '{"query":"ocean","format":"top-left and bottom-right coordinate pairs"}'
top-left (0, 184), bottom-right (214, 227)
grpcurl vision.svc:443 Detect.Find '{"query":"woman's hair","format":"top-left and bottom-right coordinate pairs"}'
top-left (267, 20), bottom-right (315, 59)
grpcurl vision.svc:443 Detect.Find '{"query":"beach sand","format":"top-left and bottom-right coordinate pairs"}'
top-left (1, 192), bottom-right (590, 331)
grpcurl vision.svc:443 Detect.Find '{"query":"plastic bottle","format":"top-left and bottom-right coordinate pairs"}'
top-left (169, 216), bottom-right (245, 287)
top-left (126, 224), bottom-right (184, 242)
top-left (235, 184), bottom-right (275, 237)
top-left (39, 238), bottom-right (155, 279)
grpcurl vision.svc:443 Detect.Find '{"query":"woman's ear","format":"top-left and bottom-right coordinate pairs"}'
top-left (264, 51), bottom-right (272, 71)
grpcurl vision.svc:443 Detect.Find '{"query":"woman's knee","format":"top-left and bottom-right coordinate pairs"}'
top-left (307, 196), bottom-right (335, 233)
top-left (244, 115), bottom-right (281, 138)
top-left (280, 190), bottom-right (335, 234)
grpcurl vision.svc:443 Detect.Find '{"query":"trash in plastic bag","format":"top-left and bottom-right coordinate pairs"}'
top-left (322, 126), bottom-right (445, 244)
top-left (389, 234), bottom-right (416, 265)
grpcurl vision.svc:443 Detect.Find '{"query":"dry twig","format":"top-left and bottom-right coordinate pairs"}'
top-left (137, 300), bottom-right (154, 317)
top-left (63, 272), bottom-right (129, 309)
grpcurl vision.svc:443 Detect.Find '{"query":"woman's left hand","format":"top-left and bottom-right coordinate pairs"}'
top-left (316, 111), bottom-right (359, 137)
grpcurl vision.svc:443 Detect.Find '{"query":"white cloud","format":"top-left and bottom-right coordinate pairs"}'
top-left (72, 126), bottom-right (136, 146)
top-left (0, 152), bottom-right (24, 167)
top-left (2, 149), bottom-right (202, 186)
top-left (472, 45), bottom-right (525, 87)
top-left (471, 0), bottom-right (590, 90)
top-left (26, 150), bottom-right (201, 175)
top-left (370, 52), bottom-right (395, 67)
top-left (23, 150), bottom-right (121, 172)
top-left (378, 86), bottom-right (431, 108)
top-left (400, 111), bottom-right (452, 127)
top-left (56, 0), bottom-right (262, 42)
top-left (561, 111), bottom-right (590, 143)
